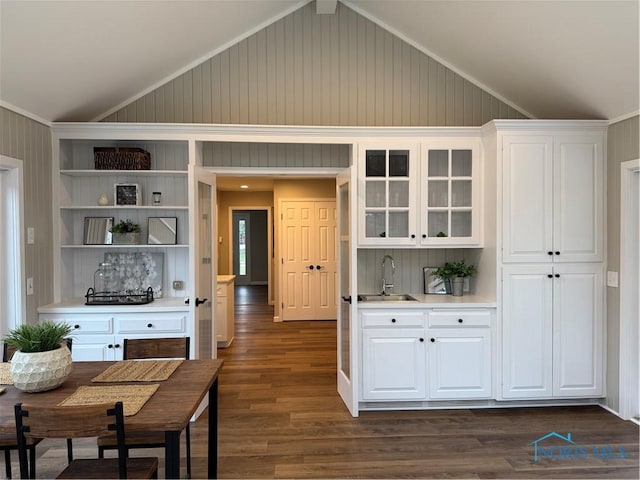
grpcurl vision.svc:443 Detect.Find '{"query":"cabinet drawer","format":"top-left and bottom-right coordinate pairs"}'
top-left (115, 313), bottom-right (186, 334)
top-left (41, 315), bottom-right (113, 334)
top-left (362, 312), bottom-right (425, 328)
top-left (428, 310), bottom-right (491, 327)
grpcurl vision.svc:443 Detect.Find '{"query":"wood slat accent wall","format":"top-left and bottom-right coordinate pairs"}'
top-left (103, 2), bottom-right (526, 126)
top-left (605, 114), bottom-right (640, 413)
top-left (0, 106), bottom-right (53, 322)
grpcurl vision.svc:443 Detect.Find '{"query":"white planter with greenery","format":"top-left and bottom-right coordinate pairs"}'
top-left (110, 219), bottom-right (141, 245)
top-left (4, 321), bottom-right (73, 393)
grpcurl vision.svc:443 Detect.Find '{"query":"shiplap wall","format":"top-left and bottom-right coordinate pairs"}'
top-left (202, 142), bottom-right (350, 168)
top-left (0, 106), bottom-right (53, 323)
top-left (605, 114), bottom-right (640, 413)
top-left (103, 1), bottom-right (525, 126)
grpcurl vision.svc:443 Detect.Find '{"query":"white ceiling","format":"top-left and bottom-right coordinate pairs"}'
top-left (1, 0), bottom-right (638, 124)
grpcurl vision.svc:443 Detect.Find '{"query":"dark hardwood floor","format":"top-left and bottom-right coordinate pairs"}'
top-left (6, 285), bottom-right (638, 478)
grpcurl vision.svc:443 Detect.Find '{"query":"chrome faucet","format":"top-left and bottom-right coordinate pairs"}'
top-left (381, 254), bottom-right (395, 295)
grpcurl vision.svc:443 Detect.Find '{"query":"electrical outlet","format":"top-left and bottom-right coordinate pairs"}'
top-left (27, 227), bottom-right (35, 244)
top-left (607, 271), bottom-right (619, 288)
top-left (172, 280), bottom-right (184, 290)
top-left (26, 277), bottom-right (34, 295)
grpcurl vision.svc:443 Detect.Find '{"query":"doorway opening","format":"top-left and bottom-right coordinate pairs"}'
top-left (619, 159), bottom-right (639, 422)
top-left (0, 155), bottom-right (25, 337)
top-left (231, 209), bottom-right (269, 287)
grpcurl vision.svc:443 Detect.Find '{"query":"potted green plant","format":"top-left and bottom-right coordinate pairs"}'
top-left (110, 219), bottom-right (141, 245)
top-left (433, 260), bottom-right (477, 296)
top-left (3, 321), bottom-right (73, 392)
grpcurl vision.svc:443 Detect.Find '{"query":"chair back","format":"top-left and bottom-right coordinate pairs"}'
top-left (14, 401), bottom-right (128, 478)
top-left (3, 338), bottom-right (73, 362)
top-left (123, 336), bottom-right (190, 360)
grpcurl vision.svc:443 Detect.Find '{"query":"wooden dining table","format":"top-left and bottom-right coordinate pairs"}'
top-left (0, 359), bottom-right (223, 479)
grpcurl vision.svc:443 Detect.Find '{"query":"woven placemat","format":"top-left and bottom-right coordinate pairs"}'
top-left (0, 363), bottom-right (12, 385)
top-left (58, 384), bottom-right (159, 416)
top-left (92, 359), bottom-right (183, 383)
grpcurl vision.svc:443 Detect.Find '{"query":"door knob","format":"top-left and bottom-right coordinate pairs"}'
top-left (195, 297), bottom-right (208, 307)
top-left (308, 265), bottom-right (315, 270)
top-left (316, 265), bottom-right (322, 270)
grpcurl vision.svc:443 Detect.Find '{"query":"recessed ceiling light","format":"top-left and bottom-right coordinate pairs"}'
top-left (240, 184), bottom-right (249, 189)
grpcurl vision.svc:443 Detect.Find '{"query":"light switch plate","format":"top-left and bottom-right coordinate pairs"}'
top-left (27, 227), bottom-right (35, 244)
top-left (607, 271), bottom-right (619, 288)
top-left (172, 280), bottom-right (184, 290)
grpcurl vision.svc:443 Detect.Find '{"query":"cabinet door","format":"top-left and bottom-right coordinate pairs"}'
top-left (216, 296), bottom-right (228, 343)
top-left (427, 328), bottom-right (491, 399)
top-left (502, 265), bottom-right (553, 398)
top-left (362, 328), bottom-right (426, 400)
top-left (553, 264), bottom-right (603, 397)
top-left (358, 146), bottom-right (418, 246)
top-left (420, 140), bottom-right (481, 246)
top-left (502, 136), bottom-right (554, 263)
top-left (553, 135), bottom-right (604, 262)
top-left (70, 335), bottom-right (119, 361)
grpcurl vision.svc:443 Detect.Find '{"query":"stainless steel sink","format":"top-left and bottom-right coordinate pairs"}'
top-left (357, 293), bottom-right (418, 302)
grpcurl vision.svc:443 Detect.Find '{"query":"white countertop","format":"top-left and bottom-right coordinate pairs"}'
top-left (38, 296), bottom-right (189, 314)
top-left (356, 293), bottom-right (496, 308)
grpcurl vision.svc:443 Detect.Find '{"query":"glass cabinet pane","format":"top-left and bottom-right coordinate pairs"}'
top-left (451, 211), bottom-right (472, 237)
top-left (451, 150), bottom-right (472, 176)
top-left (365, 181), bottom-right (386, 208)
top-left (389, 181), bottom-right (409, 207)
top-left (388, 212), bottom-right (409, 237)
top-left (366, 150), bottom-right (386, 177)
top-left (428, 212), bottom-right (448, 238)
top-left (451, 180), bottom-right (471, 207)
top-left (389, 150), bottom-right (409, 176)
top-left (428, 150), bottom-right (448, 176)
top-left (365, 212), bottom-right (386, 238)
top-left (428, 181), bottom-right (448, 207)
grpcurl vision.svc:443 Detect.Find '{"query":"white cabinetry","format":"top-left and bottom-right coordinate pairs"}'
top-left (502, 134), bottom-right (604, 263)
top-left (39, 305), bottom-right (189, 361)
top-left (501, 264), bottom-right (603, 399)
top-left (361, 311), bottom-right (426, 400)
top-left (427, 310), bottom-right (492, 399)
top-left (216, 275), bottom-right (235, 347)
top-left (360, 307), bottom-right (494, 402)
top-left (358, 138), bottom-right (482, 248)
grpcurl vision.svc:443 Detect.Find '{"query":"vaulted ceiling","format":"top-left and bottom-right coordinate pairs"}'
top-left (1, 0), bottom-right (637, 124)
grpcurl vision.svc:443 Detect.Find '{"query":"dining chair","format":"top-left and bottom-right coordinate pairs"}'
top-left (97, 336), bottom-right (192, 477)
top-left (1, 339), bottom-right (73, 479)
top-left (14, 401), bottom-right (158, 479)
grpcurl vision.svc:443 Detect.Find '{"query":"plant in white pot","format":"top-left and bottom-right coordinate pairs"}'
top-left (4, 321), bottom-right (73, 392)
top-left (433, 260), bottom-right (477, 296)
top-left (110, 219), bottom-right (141, 245)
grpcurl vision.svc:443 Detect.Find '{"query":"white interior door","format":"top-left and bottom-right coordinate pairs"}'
top-left (281, 200), bottom-right (337, 321)
top-left (190, 164), bottom-right (216, 360)
top-left (337, 166), bottom-right (358, 416)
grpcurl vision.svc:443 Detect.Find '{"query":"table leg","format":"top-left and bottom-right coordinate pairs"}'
top-left (208, 377), bottom-right (219, 479)
top-left (165, 430), bottom-right (181, 479)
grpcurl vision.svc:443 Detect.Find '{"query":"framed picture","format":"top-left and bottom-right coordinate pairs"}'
top-left (114, 183), bottom-right (141, 206)
top-left (83, 217), bottom-right (114, 245)
top-left (147, 217), bottom-right (177, 245)
top-left (423, 267), bottom-right (450, 295)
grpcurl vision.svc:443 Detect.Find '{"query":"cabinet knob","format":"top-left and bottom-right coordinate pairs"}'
top-left (411, 234), bottom-right (416, 239)
top-left (422, 234), bottom-right (427, 239)
top-left (430, 338), bottom-right (435, 343)
top-left (391, 318), bottom-right (396, 323)
top-left (548, 251), bottom-right (553, 256)
top-left (419, 338), bottom-right (424, 342)
top-left (147, 323), bottom-right (153, 328)
top-left (458, 318), bottom-right (463, 323)
top-left (555, 274), bottom-right (560, 278)
top-left (108, 344), bottom-right (113, 349)
top-left (74, 324), bottom-right (80, 329)
top-left (547, 274), bottom-right (553, 278)
top-left (555, 251), bottom-right (560, 255)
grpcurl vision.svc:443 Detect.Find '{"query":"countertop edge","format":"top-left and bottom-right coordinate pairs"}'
top-left (38, 297), bottom-right (189, 314)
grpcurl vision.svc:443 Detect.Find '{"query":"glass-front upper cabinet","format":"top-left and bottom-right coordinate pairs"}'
top-left (358, 145), bottom-right (418, 246)
top-left (419, 139), bottom-right (481, 246)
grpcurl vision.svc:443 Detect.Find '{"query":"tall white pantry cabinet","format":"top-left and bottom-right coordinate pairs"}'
top-left (486, 121), bottom-right (607, 400)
